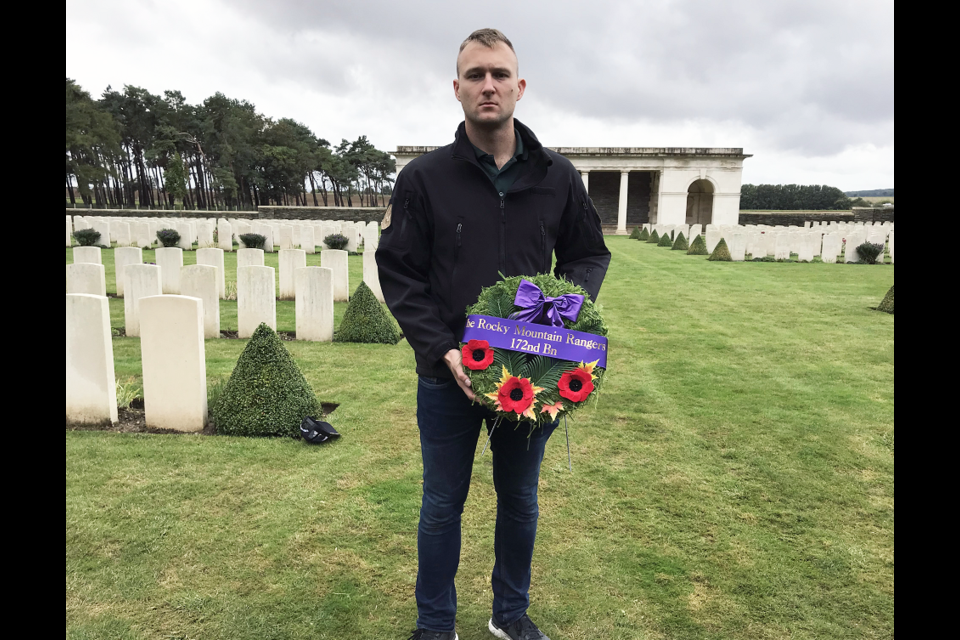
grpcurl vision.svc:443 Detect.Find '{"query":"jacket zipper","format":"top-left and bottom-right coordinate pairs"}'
top-left (455, 222), bottom-right (462, 262)
top-left (499, 194), bottom-right (506, 273)
top-left (539, 220), bottom-right (547, 274)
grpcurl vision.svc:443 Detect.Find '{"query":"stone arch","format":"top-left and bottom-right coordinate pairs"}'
top-left (686, 178), bottom-right (715, 226)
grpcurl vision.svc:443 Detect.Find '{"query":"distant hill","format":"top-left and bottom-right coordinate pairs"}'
top-left (845, 189), bottom-right (894, 197)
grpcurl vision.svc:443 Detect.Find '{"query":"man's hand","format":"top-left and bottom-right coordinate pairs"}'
top-left (443, 349), bottom-right (475, 401)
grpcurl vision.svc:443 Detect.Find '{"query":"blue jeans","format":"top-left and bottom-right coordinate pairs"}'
top-left (415, 375), bottom-right (558, 632)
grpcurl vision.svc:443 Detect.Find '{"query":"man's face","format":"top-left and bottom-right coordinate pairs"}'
top-left (454, 41), bottom-right (526, 128)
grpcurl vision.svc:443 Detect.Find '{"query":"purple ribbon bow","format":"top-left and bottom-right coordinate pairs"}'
top-left (511, 279), bottom-right (584, 327)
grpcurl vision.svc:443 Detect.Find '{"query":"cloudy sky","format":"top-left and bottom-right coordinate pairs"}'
top-left (66, 0), bottom-right (894, 190)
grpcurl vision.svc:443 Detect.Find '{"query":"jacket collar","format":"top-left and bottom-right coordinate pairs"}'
top-left (452, 119), bottom-right (551, 192)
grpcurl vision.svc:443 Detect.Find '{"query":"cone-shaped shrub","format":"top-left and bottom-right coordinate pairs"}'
top-left (213, 323), bottom-right (322, 438)
top-left (672, 232), bottom-right (689, 251)
top-left (877, 285), bottom-right (894, 314)
top-left (708, 238), bottom-right (732, 261)
top-left (687, 234), bottom-right (709, 255)
top-left (657, 232), bottom-right (673, 247)
top-left (334, 281), bottom-right (402, 344)
top-left (647, 230), bottom-right (660, 244)
top-left (629, 226), bottom-right (641, 239)
top-left (638, 228), bottom-right (650, 241)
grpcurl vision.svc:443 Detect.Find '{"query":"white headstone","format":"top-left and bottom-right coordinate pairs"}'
top-left (796, 235), bottom-right (814, 262)
top-left (197, 221), bottom-right (215, 248)
top-left (705, 226), bottom-right (721, 255)
top-left (66, 216), bottom-right (74, 247)
top-left (91, 219), bottom-right (110, 248)
top-left (114, 221), bottom-right (131, 247)
top-left (300, 225), bottom-right (316, 254)
top-left (888, 231), bottom-right (894, 264)
top-left (114, 246), bottom-right (143, 297)
top-left (254, 223), bottom-right (275, 252)
top-left (345, 226), bottom-right (360, 252)
top-left (123, 263), bottom-right (161, 337)
top-left (196, 247), bottom-right (226, 299)
top-left (279, 249), bottom-right (307, 301)
top-left (66, 293), bottom-right (117, 424)
top-left (844, 231), bottom-right (866, 263)
top-left (821, 234), bottom-right (842, 263)
top-left (279, 225), bottom-right (294, 250)
top-left (238, 265), bottom-right (276, 338)
top-left (66, 263), bottom-right (106, 296)
top-left (728, 233), bottom-right (747, 262)
top-left (774, 234), bottom-right (791, 261)
top-left (132, 221), bottom-right (152, 248)
top-left (155, 247), bottom-right (183, 294)
top-left (139, 295), bottom-right (207, 432)
top-left (321, 249), bottom-right (349, 302)
top-left (175, 221), bottom-right (193, 250)
top-left (73, 246), bottom-right (102, 264)
top-left (218, 220), bottom-right (233, 251)
top-left (362, 247), bottom-right (385, 302)
top-left (181, 264), bottom-right (220, 339)
top-left (237, 248), bottom-right (265, 268)
top-left (295, 266), bottom-right (334, 342)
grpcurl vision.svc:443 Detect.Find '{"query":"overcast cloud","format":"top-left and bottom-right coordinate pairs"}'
top-left (66, 0), bottom-right (894, 190)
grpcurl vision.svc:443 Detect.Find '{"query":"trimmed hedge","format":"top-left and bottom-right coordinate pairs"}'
top-left (212, 323), bottom-right (322, 438)
top-left (74, 228), bottom-right (101, 246)
top-left (856, 241), bottom-right (885, 264)
top-left (638, 228), bottom-right (650, 241)
top-left (156, 228), bottom-right (181, 248)
top-left (708, 238), bottom-right (732, 261)
top-left (629, 227), bottom-right (641, 239)
top-left (334, 281), bottom-right (402, 344)
top-left (647, 230), bottom-right (660, 244)
top-left (239, 233), bottom-right (266, 249)
top-left (687, 234), bottom-right (709, 255)
top-left (877, 285), bottom-right (894, 314)
top-left (657, 232), bottom-right (673, 247)
top-left (672, 232), bottom-right (689, 251)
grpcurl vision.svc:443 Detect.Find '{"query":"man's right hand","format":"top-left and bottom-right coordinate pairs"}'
top-left (443, 349), bottom-right (476, 401)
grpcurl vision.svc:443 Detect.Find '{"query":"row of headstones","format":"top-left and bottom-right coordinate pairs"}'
top-left (67, 292), bottom-right (209, 431)
top-left (67, 245), bottom-right (384, 341)
top-left (68, 215), bottom-right (379, 254)
top-left (642, 222), bottom-right (895, 264)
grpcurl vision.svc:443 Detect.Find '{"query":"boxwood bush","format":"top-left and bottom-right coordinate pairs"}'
top-left (687, 234), bottom-right (709, 255)
top-left (239, 233), bottom-right (266, 249)
top-left (672, 232), bottom-right (689, 251)
top-left (324, 233), bottom-right (349, 250)
top-left (657, 232), bottom-right (673, 247)
top-left (647, 230), bottom-right (660, 244)
top-left (629, 226), bottom-right (641, 239)
top-left (334, 282), bottom-right (402, 344)
top-left (638, 227), bottom-right (650, 241)
top-left (212, 323), bottom-right (322, 438)
top-left (74, 228), bottom-right (101, 246)
top-left (156, 228), bottom-right (181, 248)
top-left (877, 285), bottom-right (894, 314)
top-left (856, 241), bottom-right (885, 264)
top-left (708, 238), bottom-right (732, 261)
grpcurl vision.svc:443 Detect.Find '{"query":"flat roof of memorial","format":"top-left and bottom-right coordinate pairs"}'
top-left (395, 146), bottom-right (751, 158)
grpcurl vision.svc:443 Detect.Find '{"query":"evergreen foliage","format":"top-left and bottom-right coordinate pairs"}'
top-left (629, 227), bottom-right (641, 239)
top-left (647, 230), bottom-right (660, 244)
top-left (156, 228), bottom-right (181, 247)
top-left (212, 323), bottom-right (322, 438)
top-left (334, 282), bottom-right (402, 344)
top-left (638, 228), bottom-right (650, 241)
top-left (877, 285), bottom-right (894, 314)
top-left (324, 234), bottom-right (349, 250)
top-left (239, 233), bottom-right (266, 249)
top-left (708, 238), bottom-right (733, 261)
top-left (74, 229), bottom-right (101, 246)
top-left (739, 183), bottom-right (851, 210)
top-left (687, 234), bottom-right (709, 255)
top-left (657, 232), bottom-right (673, 247)
top-left (856, 242), bottom-right (885, 264)
top-left (672, 232), bottom-right (689, 251)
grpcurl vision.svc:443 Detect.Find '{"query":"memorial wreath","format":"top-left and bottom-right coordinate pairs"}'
top-left (460, 274), bottom-right (608, 440)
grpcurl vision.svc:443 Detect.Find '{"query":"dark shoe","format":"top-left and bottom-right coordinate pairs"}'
top-left (407, 630), bottom-right (458, 640)
top-left (488, 614), bottom-right (550, 640)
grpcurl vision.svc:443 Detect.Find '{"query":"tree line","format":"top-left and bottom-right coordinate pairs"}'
top-left (738, 184), bottom-right (860, 210)
top-left (66, 79), bottom-right (396, 210)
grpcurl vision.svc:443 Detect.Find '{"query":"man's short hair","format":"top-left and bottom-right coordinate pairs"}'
top-left (457, 28), bottom-right (516, 75)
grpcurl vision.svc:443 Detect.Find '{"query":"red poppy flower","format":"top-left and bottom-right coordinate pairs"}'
top-left (558, 368), bottom-right (595, 402)
top-left (498, 376), bottom-right (537, 414)
top-left (461, 339), bottom-right (494, 370)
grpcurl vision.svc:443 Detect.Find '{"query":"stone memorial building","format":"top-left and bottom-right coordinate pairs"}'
top-left (393, 146), bottom-right (751, 234)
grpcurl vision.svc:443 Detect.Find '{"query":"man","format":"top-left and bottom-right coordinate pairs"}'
top-left (376, 28), bottom-right (610, 640)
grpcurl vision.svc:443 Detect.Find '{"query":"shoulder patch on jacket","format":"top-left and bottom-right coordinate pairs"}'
top-left (381, 204), bottom-right (392, 229)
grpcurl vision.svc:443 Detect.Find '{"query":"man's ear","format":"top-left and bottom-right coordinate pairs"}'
top-left (453, 79), bottom-right (461, 103)
top-left (517, 78), bottom-right (526, 101)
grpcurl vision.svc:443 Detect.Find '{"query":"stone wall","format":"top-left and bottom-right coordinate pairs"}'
top-left (66, 206), bottom-right (386, 222)
top-left (738, 207), bottom-right (894, 227)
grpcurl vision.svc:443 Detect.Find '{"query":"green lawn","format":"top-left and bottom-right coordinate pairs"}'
top-left (66, 239), bottom-right (894, 639)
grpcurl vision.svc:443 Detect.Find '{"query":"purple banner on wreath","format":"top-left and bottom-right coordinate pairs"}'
top-left (462, 315), bottom-right (607, 368)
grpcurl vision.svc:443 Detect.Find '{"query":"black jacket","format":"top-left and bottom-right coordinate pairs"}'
top-left (376, 119), bottom-right (611, 378)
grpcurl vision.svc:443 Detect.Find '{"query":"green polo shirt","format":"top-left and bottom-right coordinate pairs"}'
top-left (471, 129), bottom-right (526, 195)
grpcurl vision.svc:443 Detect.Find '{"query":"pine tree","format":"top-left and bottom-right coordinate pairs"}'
top-left (687, 234), bottom-right (709, 255)
top-left (213, 323), bottom-right (322, 437)
top-left (708, 238), bottom-right (732, 261)
top-left (334, 281), bottom-right (402, 344)
top-left (672, 232), bottom-right (689, 251)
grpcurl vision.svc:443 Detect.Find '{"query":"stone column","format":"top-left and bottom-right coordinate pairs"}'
top-left (617, 171), bottom-right (630, 235)
top-left (181, 264), bottom-right (220, 338)
top-left (363, 245), bottom-right (384, 302)
top-left (295, 266), bottom-right (334, 342)
top-left (73, 246), bottom-right (102, 264)
top-left (218, 220), bottom-right (233, 251)
top-left (321, 249), bottom-right (350, 301)
top-left (114, 246), bottom-right (143, 297)
top-left (124, 264), bottom-right (162, 337)
top-left (580, 170), bottom-right (589, 193)
top-left (279, 249), bottom-right (307, 300)
top-left (155, 247), bottom-right (183, 294)
top-left (66, 293), bottom-right (117, 424)
top-left (139, 295), bottom-right (207, 432)
top-left (196, 248), bottom-right (226, 299)
top-left (66, 263), bottom-right (106, 296)
top-left (300, 225), bottom-right (316, 254)
top-left (238, 248), bottom-right (265, 268)
top-left (238, 265), bottom-right (277, 338)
